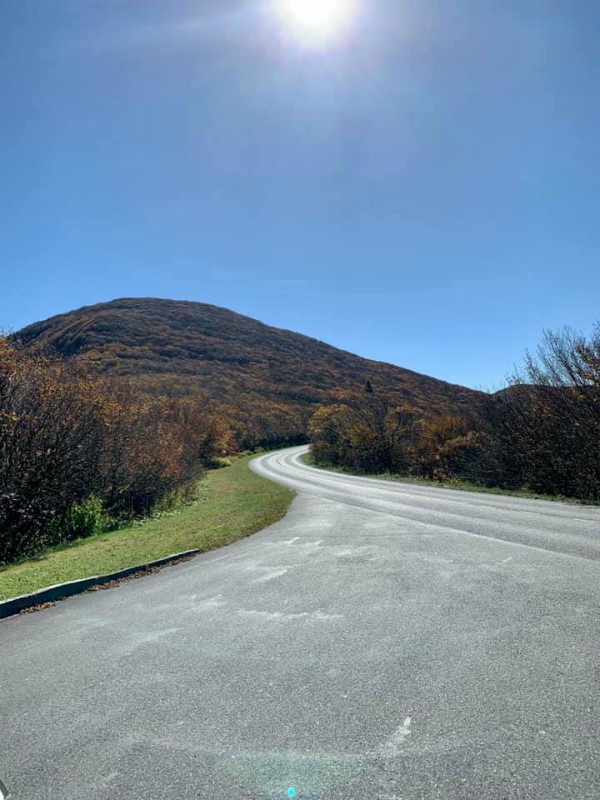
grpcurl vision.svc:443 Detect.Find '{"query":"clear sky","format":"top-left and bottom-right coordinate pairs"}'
top-left (1, 0), bottom-right (598, 390)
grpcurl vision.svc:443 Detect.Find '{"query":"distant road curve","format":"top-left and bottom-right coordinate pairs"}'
top-left (251, 446), bottom-right (600, 562)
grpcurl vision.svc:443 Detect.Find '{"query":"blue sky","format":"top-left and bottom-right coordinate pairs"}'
top-left (1, 0), bottom-right (598, 390)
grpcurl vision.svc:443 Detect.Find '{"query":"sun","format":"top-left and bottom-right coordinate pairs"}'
top-left (277, 0), bottom-right (356, 44)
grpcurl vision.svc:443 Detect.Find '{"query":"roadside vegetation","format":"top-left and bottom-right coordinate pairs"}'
top-left (308, 324), bottom-right (600, 503)
top-left (0, 455), bottom-right (294, 601)
top-left (300, 452), bottom-right (598, 505)
top-left (0, 338), bottom-right (237, 564)
top-left (2, 318), bottom-right (598, 590)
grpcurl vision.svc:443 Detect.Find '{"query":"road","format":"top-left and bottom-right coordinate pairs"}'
top-left (1, 446), bottom-right (599, 799)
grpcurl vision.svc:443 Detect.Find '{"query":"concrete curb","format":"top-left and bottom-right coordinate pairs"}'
top-left (0, 549), bottom-right (201, 621)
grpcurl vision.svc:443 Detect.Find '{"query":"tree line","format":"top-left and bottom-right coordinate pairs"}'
top-left (0, 339), bottom-right (235, 564)
top-left (309, 325), bottom-right (600, 502)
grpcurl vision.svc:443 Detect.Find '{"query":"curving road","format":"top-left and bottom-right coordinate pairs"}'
top-left (252, 447), bottom-right (600, 562)
top-left (1, 446), bottom-right (599, 799)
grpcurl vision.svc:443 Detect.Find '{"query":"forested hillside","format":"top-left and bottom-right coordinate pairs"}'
top-left (5, 299), bottom-right (596, 566)
top-left (14, 298), bottom-right (484, 448)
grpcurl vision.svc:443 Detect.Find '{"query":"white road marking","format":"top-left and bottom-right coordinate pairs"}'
top-left (192, 595), bottom-right (226, 611)
top-left (377, 717), bottom-right (412, 756)
top-left (253, 568), bottom-right (290, 583)
top-left (133, 628), bottom-right (179, 644)
top-left (269, 538), bottom-right (322, 549)
top-left (237, 609), bottom-right (343, 622)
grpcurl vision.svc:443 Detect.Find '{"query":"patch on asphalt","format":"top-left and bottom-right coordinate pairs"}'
top-left (218, 750), bottom-right (364, 798)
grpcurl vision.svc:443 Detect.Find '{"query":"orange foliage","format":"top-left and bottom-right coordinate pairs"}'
top-left (12, 298), bottom-right (485, 449)
top-left (0, 338), bottom-right (236, 562)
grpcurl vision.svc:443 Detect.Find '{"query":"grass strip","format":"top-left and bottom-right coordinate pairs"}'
top-left (0, 456), bottom-right (294, 602)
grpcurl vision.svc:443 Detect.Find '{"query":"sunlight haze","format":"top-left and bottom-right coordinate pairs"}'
top-left (1, 0), bottom-right (598, 389)
top-left (2, 7), bottom-right (600, 797)
top-left (275, 0), bottom-right (357, 44)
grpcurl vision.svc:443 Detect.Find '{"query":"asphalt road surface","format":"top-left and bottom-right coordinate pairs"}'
top-left (1, 446), bottom-right (599, 800)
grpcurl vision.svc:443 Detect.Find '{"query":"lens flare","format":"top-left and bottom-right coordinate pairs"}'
top-left (277, 0), bottom-right (356, 44)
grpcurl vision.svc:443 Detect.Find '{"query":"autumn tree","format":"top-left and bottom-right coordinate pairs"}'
top-left (309, 383), bottom-right (416, 474)
top-left (308, 404), bottom-right (355, 466)
top-left (502, 324), bottom-right (600, 499)
top-left (0, 339), bottom-right (237, 563)
top-left (411, 415), bottom-right (490, 482)
top-left (0, 342), bottom-right (105, 561)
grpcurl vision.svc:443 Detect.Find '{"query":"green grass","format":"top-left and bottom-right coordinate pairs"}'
top-left (300, 452), bottom-right (599, 506)
top-left (0, 456), bottom-right (294, 602)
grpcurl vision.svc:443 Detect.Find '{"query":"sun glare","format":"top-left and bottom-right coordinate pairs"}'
top-left (277, 0), bottom-right (355, 44)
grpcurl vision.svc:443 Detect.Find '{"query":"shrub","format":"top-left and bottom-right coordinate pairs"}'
top-left (0, 339), bottom-right (237, 563)
top-left (50, 496), bottom-right (104, 543)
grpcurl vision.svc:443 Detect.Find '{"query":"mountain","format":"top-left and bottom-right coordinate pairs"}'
top-left (13, 298), bottom-right (485, 447)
